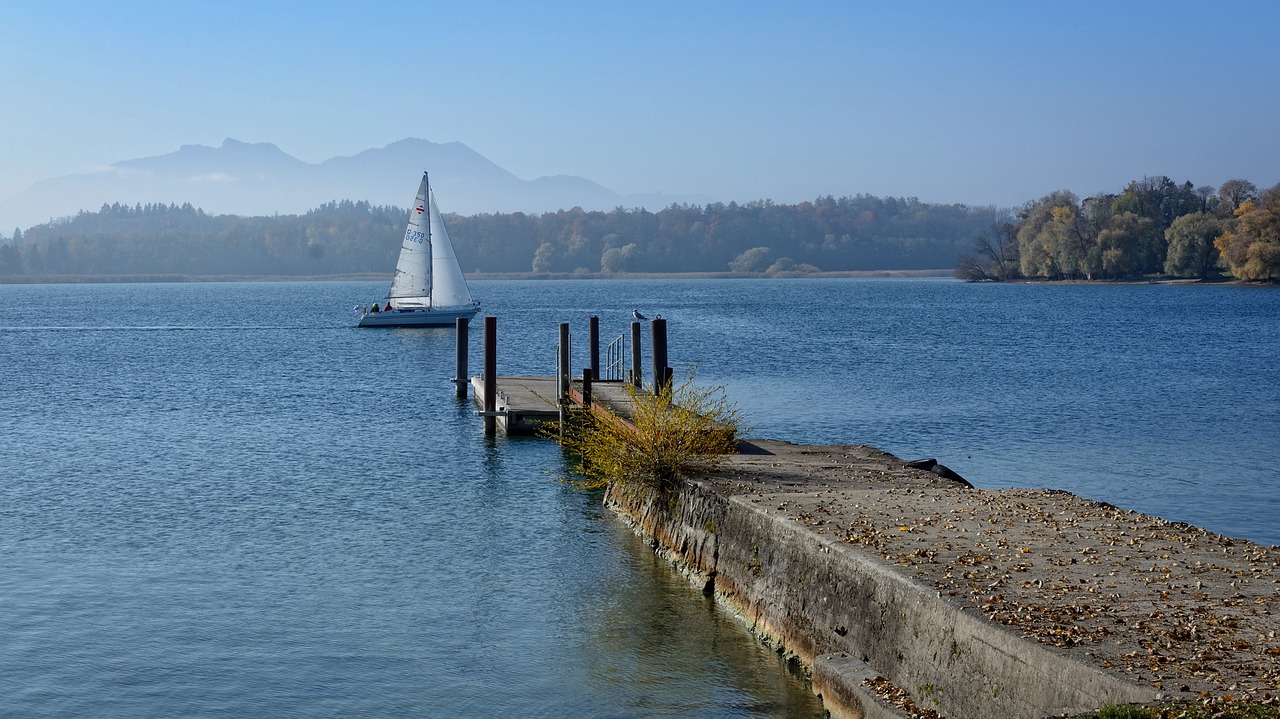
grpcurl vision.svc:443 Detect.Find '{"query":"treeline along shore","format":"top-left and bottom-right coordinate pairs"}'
top-left (958, 177), bottom-right (1280, 283)
top-left (3, 174), bottom-right (1276, 282)
top-left (0, 195), bottom-right (988, 278)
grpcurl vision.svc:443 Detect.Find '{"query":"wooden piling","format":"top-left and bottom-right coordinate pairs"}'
top-left (558, 322), bottom-right (571, 402)
top-left (483, 315), bottom-right (497, 435)
top-left (558, 322), bottom-right (571, 425)
top-left (582, 367), bottom-right (593, 408)
top-left (454, 316), bottom-right (469, 399)
top-left (630, 321), bottom-right (643, 388)
top-left (589, 315), bottom-right (600, 381)
top-left (651, 318), bottom-right (668, 395)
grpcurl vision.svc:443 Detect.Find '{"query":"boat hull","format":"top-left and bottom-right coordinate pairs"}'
top-left (357, 305), bottom-right (479, 328)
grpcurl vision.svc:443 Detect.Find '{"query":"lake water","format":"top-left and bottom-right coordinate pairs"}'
top-left (1, 278), bottom-right (1276, 717)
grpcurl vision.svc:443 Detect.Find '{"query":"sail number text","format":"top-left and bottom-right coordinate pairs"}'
top-left (404, 229), bottom-right (426, 244)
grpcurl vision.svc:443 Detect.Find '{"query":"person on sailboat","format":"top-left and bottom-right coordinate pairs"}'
top-left (371, 302), bottom-right (380, 313)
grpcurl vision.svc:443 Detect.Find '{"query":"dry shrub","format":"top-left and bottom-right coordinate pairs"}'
top-left (553, 369), bottom-right (742, 492)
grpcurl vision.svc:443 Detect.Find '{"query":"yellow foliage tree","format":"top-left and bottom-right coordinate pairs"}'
top-left (1216, 187), bottom-right (1280, 281)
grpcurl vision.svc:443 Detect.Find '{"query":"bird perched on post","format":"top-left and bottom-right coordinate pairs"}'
top-left (632, 309), bottom-right (648, 321)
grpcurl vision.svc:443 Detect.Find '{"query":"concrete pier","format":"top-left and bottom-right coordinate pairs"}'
top-left (604, 439), bottom-right (1280, 718)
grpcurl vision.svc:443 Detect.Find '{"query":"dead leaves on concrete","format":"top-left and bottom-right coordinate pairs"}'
top-left (742, 475), bottom-right (1280, 701)
top-left (863, 674), bottom-right (941, 719)
top-left (710, 444), bottom-right (1280, 705)
top-left (821, 487), bottom-right (1280, 704)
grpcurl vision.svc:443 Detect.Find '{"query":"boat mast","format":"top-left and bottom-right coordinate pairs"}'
top-left (425, 171), bottom-right (433, 308)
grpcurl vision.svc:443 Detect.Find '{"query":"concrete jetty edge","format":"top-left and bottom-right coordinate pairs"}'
top-left (602, 442), bottom-right (1162, 719)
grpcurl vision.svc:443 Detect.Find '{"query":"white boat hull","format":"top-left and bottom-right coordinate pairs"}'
top-left (358, 305), bottom-right (479, 328)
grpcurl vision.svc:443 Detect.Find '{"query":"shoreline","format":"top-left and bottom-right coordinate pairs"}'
top-left (0, 269), bottom-right (951, 284)
top-left (0, 270), bottom-right (1268, 285)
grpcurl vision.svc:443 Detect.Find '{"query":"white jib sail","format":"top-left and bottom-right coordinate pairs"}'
top-left (388, 174), bottom-right (432, 308)
top-left (425, 190), bottom-right (474, 308)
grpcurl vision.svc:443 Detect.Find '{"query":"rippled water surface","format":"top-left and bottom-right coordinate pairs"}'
top-left (1, 278), bottom-right (1277, 717)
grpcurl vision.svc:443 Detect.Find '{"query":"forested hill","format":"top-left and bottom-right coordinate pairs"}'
top-left (0, 195), bottom-right (996, 277)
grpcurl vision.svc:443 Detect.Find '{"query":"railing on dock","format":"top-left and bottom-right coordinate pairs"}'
top-left (604, 331), bottom-right (627, 381)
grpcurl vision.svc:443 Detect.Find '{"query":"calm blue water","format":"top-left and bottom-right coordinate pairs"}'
top-left (1, 278), bottom-right (1277, 717)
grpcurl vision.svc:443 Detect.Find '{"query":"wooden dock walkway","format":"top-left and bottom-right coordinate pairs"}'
top-left (469, 375), bottom-right (641, 435)
top-left (458, 313), bottom-right (668, 436)
top-left (469, 375), bottom-right (558, 435)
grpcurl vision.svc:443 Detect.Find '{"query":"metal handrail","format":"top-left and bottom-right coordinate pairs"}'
top-left (603, 331), bottom-right (627, 381)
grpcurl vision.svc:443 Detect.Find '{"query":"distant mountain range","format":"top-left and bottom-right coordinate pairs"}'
top-left (0, 138), bottom-right (706, 231)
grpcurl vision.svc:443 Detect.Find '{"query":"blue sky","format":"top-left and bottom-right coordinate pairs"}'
top-left (3, 0), bottom-right (1278, 210)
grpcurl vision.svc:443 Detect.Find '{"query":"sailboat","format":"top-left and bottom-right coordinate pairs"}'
top-left (358, 172), bottom-right (479, 327)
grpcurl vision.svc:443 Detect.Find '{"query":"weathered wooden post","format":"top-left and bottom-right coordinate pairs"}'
top-left (651, 317), bottom-right (668, 396)
top-left (558, 322), bottom-right (571, 402)
top-left (483, 315), bottom-right (497, 435)
top-left (588, 315), bottom-right (600, 382)
top-left (453, 316), bottom-right (469, 399)
top-left (630, 321), bottom-right (643, 388)
top-left (582, 367), bottom-right (593, 408)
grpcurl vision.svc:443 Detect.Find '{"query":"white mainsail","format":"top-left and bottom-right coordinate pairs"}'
top-left (388, 174), bottom-right (432, 308)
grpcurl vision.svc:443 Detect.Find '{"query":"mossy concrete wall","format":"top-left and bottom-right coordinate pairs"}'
top-left (605, 478), bottom-right (1156, 719)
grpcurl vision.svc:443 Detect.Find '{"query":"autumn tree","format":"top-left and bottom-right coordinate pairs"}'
top-left (531, 242), bottom-right (555, 272)
top-left (1070, 196), bottom-right (1118, 279)
top-left (1046, 205), bottom-right (1092, 278)
top-left (1217, 179), bottom-right (1258, 216)
top-left (1017, 191), bottom-right (1078, 278)
top-left (1111, 176), bottom-right (1201, 273)
top-left (728, 246), bottom-right (771, 273)
top-left (1163, 212), bottom-right (1224, 279)
top-left (1215, 184), bottom-right (1280, 281)
top-left (600, 242), bottom-right (638, 273)
top-left (1095, 212), bottom-right (1153, 278)
top-left (1016, 192), bottom-right (1115, 279)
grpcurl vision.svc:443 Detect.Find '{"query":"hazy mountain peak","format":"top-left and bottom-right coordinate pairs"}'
top-left (119, 138), bottom-right (305, 174)
top-left (1, 139), bottom-right (702, 231)
top-left (384, 137), bottom-right (442, 150)
top-left (221, 137), bottom-right (265, 149)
